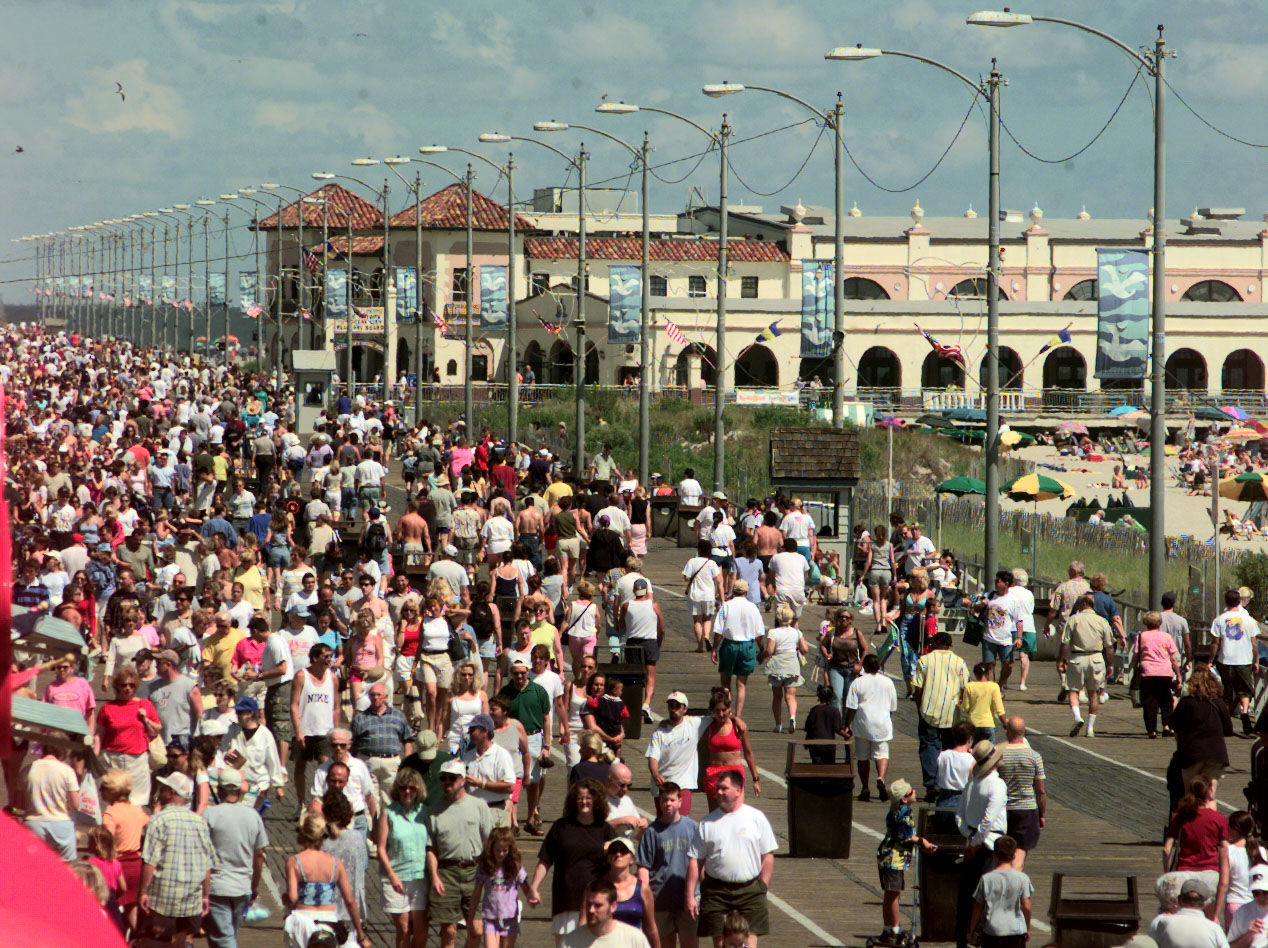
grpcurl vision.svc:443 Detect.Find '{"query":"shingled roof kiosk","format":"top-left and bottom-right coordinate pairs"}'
top-left (768, 426), bottom-right (861, 567)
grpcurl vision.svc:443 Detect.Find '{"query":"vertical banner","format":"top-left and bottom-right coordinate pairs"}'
top-left (607, 265), bottom-right (641, 344)
top-left (1093, 248), bottom-right (1149, 380)
top-left (479, 264), bottom-right (508, 331)
top-left (799, 260), bottom-right (833, 358)
top-left (161, 274), bottom-right (175, 303)
top-left (69, 276), bottom-right (80, 298)
top-left (323, 269), bottom-right (349, 319)
top-left (82, 276), bottom-right (93, 299)
top-left (138, 274), bottom-right (152, 304)
top-left (394, 267), bottom-right (418, 321)
top-left (238, 272), bottom-right (258, 309)
top-left (208, 272), bottom-right (226, 306)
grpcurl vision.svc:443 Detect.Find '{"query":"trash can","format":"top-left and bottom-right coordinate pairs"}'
top-left (917, 808), bottom-right (968, 942)
top-left (784, 739), bottom-right (854, 858)
top-left (677, 505), bottom-right (703, 548)
top-left (651, 496), bottom-right (679, 539)
top-left (598, 655), bottom-right (646, 740)
top-left (1050, 873), bottom-right (1140, 948)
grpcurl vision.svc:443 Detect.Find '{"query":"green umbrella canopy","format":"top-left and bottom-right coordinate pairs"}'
top-left (936, 476), bottom-right (987, 496)
top-left (1000, 472), bottom-right (1075, 501)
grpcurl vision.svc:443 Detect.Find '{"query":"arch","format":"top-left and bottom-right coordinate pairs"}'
top-left (1222, 348), bottom-right (1264, 391)
top-left (842, 277), bottom-right (890, 300)
top-left (583, 342), bottom-right (599, 385)
top-left (1063, 279), bottom-right (1097, 301)
top-left (858, 346), bottom-right (901, 389)
top-left (796, 358), bottom-right (835, 388)
top-left (675, 346), bottom-right (718, 388)
top-left (523, 340), bottom-right (545, 384)
top-left (948, 277), bottom-right (1008, 301)
top-left (1182, 279), bottom-right (1242, 302)
top-left (979, 346), bottom-right (1022, 390)
top-left (922, 350), bottom-right (964, 389)
top-left (1165, 347), bottom-right (1207, 391)
top-left (1042, 347), bottom-right (1086, 390)
top-left (353, 345), bottom-right (384, 382)
top-left (397, 339), bottom-right (410, 376)
top-left (736, 344), bottom-right (778, 387)
top-left (548, 339), bottom-right (573, 385)
top-left (445, 358), bottom-right (457, 376)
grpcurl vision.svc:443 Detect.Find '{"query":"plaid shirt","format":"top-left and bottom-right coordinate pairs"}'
top-left (351, 706), bottom-right (413, 758)
top-left (912, 648), bottom-right (969, 728)
top-left (141, 804), bottom-right (216, 918)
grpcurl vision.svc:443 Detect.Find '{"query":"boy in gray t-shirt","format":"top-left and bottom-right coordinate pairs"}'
top-left (970, 836), bottom-right (1033, 948)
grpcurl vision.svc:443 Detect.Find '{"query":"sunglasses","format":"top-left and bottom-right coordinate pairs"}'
top-left (331, 742), bottom-right (350, 749)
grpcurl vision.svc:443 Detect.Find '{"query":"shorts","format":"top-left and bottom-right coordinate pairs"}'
top-left (265, 684), bottom-right (294, 741)
top-left (381, 875), bottom-right (429, 914)
top-left (718, 639), bottom-right (758, 677)
top-left (430, 863), bottom-right (476, 924)
top-left (691, 600), bottom-right (717, 618)
top-left (866, 570), bottom-right (893, 589)
top-left (415, 652), bottom-right (455, 690)
top-left (698, 876), bottom-right (770, 937)
top-left (556, 537), bottom-right (581, 561)
top-left (526, 732), bottom-right (545, 784)
top-left (142, 912), bottom-right (202, 939)
top-left (1067, 653), bottom-right (1107, 694)
top-left (704, 764), bottom-right (746, 801)
top-left (478, 636), bottom-right (499, 660)
top-left (1218, 662), bottom-right (1254, 700)
top-left (267, 545), bottom-right (291, 568)
top-left (569, 634), bottom-right (598, 656)
top-left (982, 640), bottom-right (1015, 663)
top-left (711, 554), bottom-right (734, 571)
top-left (1020, 629), bottom-right (1038, 655)
top-left (483, 914), bottom-right (522, 937)
top-left (878, 866), bottom-right (906, 893)
top-left (855, 737), bottom-right (890, 761)
top-left (628, 638), bottom-right (660, 664)
top-left (551, 911), bottom-right (582, 937)
top-left (656, 908), bottom-right (695, 938)
top-left (1007, 808), bottom-right (1042, 850)
top-left (300, 734), bottom-right (333, 762)
top-left (768, 672), bottom-right (804, 689)
top-left (25, 819), bottom-right (76, 861)
top-left (394, 653), bottom-right (417, 687)
top-left (454, 536), bottom-right (479, 565)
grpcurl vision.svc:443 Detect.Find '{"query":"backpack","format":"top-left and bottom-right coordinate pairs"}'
top-left (401, 454), bottom-right (418, 477)
top-left (362, 522), bottom-right (389, 558)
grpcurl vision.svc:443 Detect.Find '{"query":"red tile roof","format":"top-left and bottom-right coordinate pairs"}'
top-left (257, 184), bottom-right (382, 229)
top-left (523, 235), bottom-right (789, 263)
top-left (388, 183), bottom-right (533, 231)
top-left (322, 235), bottom-right (384, 255)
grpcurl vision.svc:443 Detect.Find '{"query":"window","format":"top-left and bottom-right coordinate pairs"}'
top-left (649, 275), bottom-right (668, 297)
top-left (688, 275), bottom-right (707, 298)
top-left (947, 277), bottom-right (1008, 301)
top-left (1182, 280), bottom-right (1241, 302)
top-left (842, 277), bottom-right (889, 300)
top-left (471, 355), bottom-right (489, 381)
top-left (451, 267), bottom-right (468, 302)
top-left (740, 276), bottom-right (759, 298)
top-left (1063, 279), bottom-right (1097, 301)
top-left (570, 273), bottom-right (591, 293)
top-left (446, 359), bottom-right (458, 376)
top-left (529, 272), bottom-right (550, 296)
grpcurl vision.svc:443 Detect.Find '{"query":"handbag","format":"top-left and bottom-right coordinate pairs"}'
top-left (147, 735), bottom-right (168, 770)
top-left (963, 613), bottom-right (985, 647)
top-left (446, 630), bottom-right (467, 662)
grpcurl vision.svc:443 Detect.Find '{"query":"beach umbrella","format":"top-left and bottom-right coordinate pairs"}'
top-left (1120, 410), bottom-right (1150, 426)
top-left (1057, 421), bottom-right (1088, 435)
top-left (1218, 471), bottom-right (1268, 502)
top-left (1225, 427), bottom-right (1260, 442)
top-left (1222, 405), bottom-right (1251, 421)
top-left (1142, 444), bottom-right (1180, 456)
top-left (1108, 405), bottom-right (1140, 417)
top-left (936, 476), bottom-right (986, 496)
top-left (1248, 420), bottom-right (1268, 434)
top-left (1000, 472), bottom-right (1075, 501)
top-left (999, 430), bottom-right (1035, 449)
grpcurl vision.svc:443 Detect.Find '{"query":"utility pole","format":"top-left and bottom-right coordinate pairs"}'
top-left (983, 62), bottom-right (1003, 583)
top-left (574, 144), bottom-right (589, 479)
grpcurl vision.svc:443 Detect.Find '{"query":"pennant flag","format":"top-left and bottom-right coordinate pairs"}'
top-left (182, 299), bottom-right (195, 312)
top-left (1037, 327), bottom-right (1073, 355)
top-left (916, 324), bottom-right (965, 366)
top-left (123, 296), bottom-right (132, 307)
top-left (433, 310), bottom-right (449, 335)
top-left (245, 302), bottom-right (263, 318)
top-left (755, 320), bottom-right (782, 344)
top-left (300, 307), bottom-right (313, 321)
top-left (535, 312), bottom-right (562, 336)
top-left (664, 319), bottom-right (689, 348)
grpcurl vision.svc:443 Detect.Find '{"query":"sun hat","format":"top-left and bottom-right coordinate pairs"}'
top-left (888, 778), bottom-right (913, 804)
top-left (155, 772), bottom-right (194, 799)
top-left (971, 740), bottom-right (1004, 777)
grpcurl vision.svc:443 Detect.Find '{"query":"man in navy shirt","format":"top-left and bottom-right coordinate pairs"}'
top-left (637, 782), bottom-right (700, 948)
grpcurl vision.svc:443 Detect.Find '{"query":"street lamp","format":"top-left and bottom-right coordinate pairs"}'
top-left (703, 82), bottom-right (848, 429)
top-left (542, 119), bottom-right (654, 486)
top-left (349, 161), bottom-right (394, 401)
top-left (828, 43), bottom-right (1005, 583)
top-left (967, 11), bottom-right (1170, 605)
top-left (599, 100), bottom-right (732, 492)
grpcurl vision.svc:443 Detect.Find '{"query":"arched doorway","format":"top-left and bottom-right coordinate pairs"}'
top-left (675, 346), bottom-right (717, 388)
top-left (979, 347), bottom-right (1022, 390)
top-left (1063, 279), bottom-right (1097, 301)
top-left (583, 342), bottom-right (600, 385)
top-left (922, 351), bottom-right (964, 389)
top-left (858, 346), bottom-right (901, 389)
top-left (1166, 348), bottom-right (1207, 391)
top-left (548, 340), bottom-right (573, 384)
top-left (1222, 349), bottom-right (1264, 391)
top-left (736, 344), bottom-right (778, 387)
top-left (1042, 348), bottom-right (1086, 389)
top-left (397, 340), bottom-right (410, 377)
top-left (796, 358), bottom-right (835, 388)
top-left (523, 341), bottom-right (545, 384)
top-left (352, 344), bottom-right (384, 383)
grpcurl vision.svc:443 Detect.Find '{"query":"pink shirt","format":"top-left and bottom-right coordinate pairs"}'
top-left (1136, 628), bottom-right (1180, 678)
top-left (43, 676), bottom-right (97, 720)
top-left (231, 637), bottom-right (267, 671)
top-left (450, 446), bottom-right (475, 479)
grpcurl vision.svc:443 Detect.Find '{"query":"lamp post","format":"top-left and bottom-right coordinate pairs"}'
top-left (350, 161), bottom-right (394, 401)
top-left (967, 10), bottom-right (1169, 604)
top-left (167, 204), bottom-right (200, 355)
top-left (420, 146), bottom-right (507, 438)
top-left (828, 44), bottom-right (1004, 581)
top-left (541, 120), bottom-right (654, 485)
top-left (599, 101), bottom-right (731, 492)
top-left (261, 183), bottom-right (312, 379)
top-left (702, 83), bottom-right (848, 427)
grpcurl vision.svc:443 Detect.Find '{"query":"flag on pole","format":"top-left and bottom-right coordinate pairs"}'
top-left (536, 313), bottom-right (562, 336)
top-left (754, 320), bottom-right (782, 344)
top-left (299, 307), bottom-right (312, 321)
top-left (123, 296), bottom-right (131, 307)
top-left (245, 302), bottom-right (263, 318)
top-left (182, 299), bottom-right (194, 312)
top-left (303, 248), bottom-right (322, 275)
top-left (664, 320), bottom-right (689, 348)
top-left (916, 324), bottom-right (965, 366)
top-left (433, 310), bottom-right (449, 335)
top-left (1037, 326), bottom-right (1073, 354)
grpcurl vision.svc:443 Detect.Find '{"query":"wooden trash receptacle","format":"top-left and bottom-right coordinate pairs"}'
top-left (1050, 873), bottom-right (1140, 948)
top-left (651, 497), bottom-right (679, 538)
top-left (677, 505), bottom-right (704, 548)
top-left (918, 808), bottom-right (968, 942)
top-left (784, 739), bottom-right (854, 858)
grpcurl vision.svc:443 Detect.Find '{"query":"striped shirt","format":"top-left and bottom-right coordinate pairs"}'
top-left (912, 648), bottom-right (969, 728)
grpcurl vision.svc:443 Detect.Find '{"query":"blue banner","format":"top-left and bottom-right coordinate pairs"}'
top-left (1094, 248), bottom-right (1149, 380)
top-left (799, 261), bottom-right (833, 359)
top-left (324, 269), bottom-right (349, 319)
top-left (138, 274), bottom-right (152, 303)
top-left (160, 274), bottom-right (175, 302)
top-left (238, 272), bottom-right (257, 308)
top-left (394, 267), bottom-right (418, 320)
top-left (607, 265), bottom-right (641, 344)
top-left (208, 272), bottom-right (226, 306)
top-left (480, 265), bottom-right (507, 331)
top-left (68, 276), bottom-right (79, 298)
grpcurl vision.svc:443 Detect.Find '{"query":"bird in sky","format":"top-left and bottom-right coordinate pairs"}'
top-left (15, 146), bottom-right (23, 153)
top-left (115, 82), bottom-right (125, 101)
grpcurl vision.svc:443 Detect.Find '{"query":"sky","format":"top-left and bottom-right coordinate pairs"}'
top-left (4, 0), bottom-right (1268, 303)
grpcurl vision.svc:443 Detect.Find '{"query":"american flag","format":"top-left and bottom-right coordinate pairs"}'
top-left (536, 313), bottom-right (562, 336)
top-left (303, 248), bottom-right (323, 275)
top-left (917, 325), bottom-right (965, 366)
top-left (664, 319), bottom-right (689, 348)
top-left (433, 310), bottom-right (449, 335)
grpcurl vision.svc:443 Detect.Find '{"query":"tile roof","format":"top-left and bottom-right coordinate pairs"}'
top-left (388, 183), bottom-right (533, 231)
top-left (523, 235), bottom-right (789, 263)
top-left (322, 235), bottom-right (384, 254)
top-left (257, 183), bottom-right (382, 229)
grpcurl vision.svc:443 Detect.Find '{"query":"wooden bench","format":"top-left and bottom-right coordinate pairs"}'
top-left (1050, 872), bottom-right (1139, 948)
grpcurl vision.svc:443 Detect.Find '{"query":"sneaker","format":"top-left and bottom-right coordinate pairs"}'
top-left (1079, 692), bottom-right (1089, 704)
top-left (858, 789), bottom-right (871, 802)
top-left (1017, 683), bottom-right (1028, 691)
top-left (1098, 691), bottom-right (1110, 703)
top-left (774, 724), bottom-right (784, 733)
top-left (1086, 726), bottom-right (1096, 738)
top-left (642, 707), bottom-right (653, 724)
top-left (1069, 720), bottom-right (1086, 737)
top-left (877, 779), bottom-right (890, 802)
top-left (788, 716), bottom-right (796, 731)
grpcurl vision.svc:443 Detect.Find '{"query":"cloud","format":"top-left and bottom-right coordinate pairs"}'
top-left (64, 59), bottom-right (191, 138)
top-left (252, 101), bottom-right (396, 149)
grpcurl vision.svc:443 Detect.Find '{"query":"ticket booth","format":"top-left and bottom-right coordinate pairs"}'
top-left (292, 350), bottom-right (338, 436)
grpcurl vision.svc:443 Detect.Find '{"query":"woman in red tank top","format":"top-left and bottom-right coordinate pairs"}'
top-left (702, 688), bottom-right (760, 809)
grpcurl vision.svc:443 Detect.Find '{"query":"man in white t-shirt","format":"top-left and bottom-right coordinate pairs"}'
top-left (427, 546), bottom-right (472, 608)
top-left (683, 540), bottom-right (723, 654)
top-left (677, 469), bottom-right (703, 508)
top-left (645, 691), bottom-right (706, 816)
top-left (1211, 587), bottom-right (1260, 734)
top-left (764, 538), bottom-right (810, 617)
top-left (780, 498), bottom-right (817, 560)
top-left (711, 582), bottom-right (765, 719)
top-left (481, 511), bottom-right (516, 560)
top-left (562, 880), bottom-right (652, 948)
top-left (903, 522), bottom-right (938, 577)
top-left (1227, 865), bottom-right (1268, 948)
top-left (983, 570), bottom-right (1026, 690)
top-left (845, 654), bottom-right (898, 803)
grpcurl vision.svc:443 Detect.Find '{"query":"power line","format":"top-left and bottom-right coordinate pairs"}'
top-left (726, 120), bottom-right (827, 197)
top-left (843, 89), bottom-right (983, 194)
top-left (1163, 76), bottom-right (1268, 149)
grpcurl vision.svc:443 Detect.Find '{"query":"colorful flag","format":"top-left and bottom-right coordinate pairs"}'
top-left (916, 325), bottom-right (965, 366)
top-left (664, 320), bottom-right (689, 348)
top-left (755, 320), bottom-right (782, 344)
top-left (123, 296), bottom-right (132, 307)
top-left (303, 248), bottom-right (322, 275)
top-left (245, 302), bottom-right (263, 318)
top-left (433, 310), bottom-right (449, 335)
top-left (300, 307), bottom-right (312, 321)
top-left (1037, 327), bottom-right (1073, 354)
top-left (536, 313), bottom-right (562, 336)
top-left (182, 299), bottom-right (195, 312)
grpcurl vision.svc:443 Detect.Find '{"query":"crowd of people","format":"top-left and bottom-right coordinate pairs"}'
top-left (7, 324), bottom-right (1268, 948)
